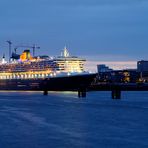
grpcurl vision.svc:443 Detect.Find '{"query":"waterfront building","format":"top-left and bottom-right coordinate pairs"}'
top-left (97, 69), bottom-right (139, 83)
top-left (97, 64), bottom-right (112, 73)
top-left (137, 60), bottom-right (148, 82)
top-left (137, 60), bottom-right (148, 72)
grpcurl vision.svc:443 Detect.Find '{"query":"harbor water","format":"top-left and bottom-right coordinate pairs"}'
top-left (0, 91), bottom-right (148, 148)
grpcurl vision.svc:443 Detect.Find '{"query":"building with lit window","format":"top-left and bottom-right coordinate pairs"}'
top-left (137, 60), bottom-right (148, 72)
top-left (137, 60), bottom-right (148, 82)
top-left (98, 69), bottom-right (139, 83)
top-left (97, 64), bottom-right (112, 73)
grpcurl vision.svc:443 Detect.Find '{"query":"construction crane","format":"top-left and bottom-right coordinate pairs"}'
top-left (15, 44), bottom-right (40, 57)
top-left (6, 40), bottom-right (12, 63)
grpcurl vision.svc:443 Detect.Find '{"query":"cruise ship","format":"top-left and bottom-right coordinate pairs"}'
top-left (0, 47), bottom-right (96, 91)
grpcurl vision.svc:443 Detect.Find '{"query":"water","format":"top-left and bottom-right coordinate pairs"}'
top-left (0, 91), bottom-right (148, 148)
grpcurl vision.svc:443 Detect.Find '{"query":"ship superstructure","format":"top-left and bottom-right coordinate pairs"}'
top-left (0, 47), bottom-right (85, 80)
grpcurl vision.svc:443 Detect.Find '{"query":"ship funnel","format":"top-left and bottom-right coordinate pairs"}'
top-left (20, 50), bottom-right (32, 61)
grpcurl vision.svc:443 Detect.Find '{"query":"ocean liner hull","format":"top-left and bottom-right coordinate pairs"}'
top-left (0, 73), bottom-right (96, 91)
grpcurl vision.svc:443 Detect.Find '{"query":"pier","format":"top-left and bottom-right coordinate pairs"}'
top-left (42, 83), bottom-right (148, 99)
top-left (88, 83), bottom-right (148, 99)
top-left (78, 86), bottom-right (87, 98)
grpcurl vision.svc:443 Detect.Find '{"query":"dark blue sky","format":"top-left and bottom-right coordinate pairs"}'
top-left (0, 0), bottom-right (148, 63)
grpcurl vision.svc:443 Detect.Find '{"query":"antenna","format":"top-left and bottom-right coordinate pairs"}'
top-left (6, 40), bottom-right (12, 63)
top-left (32, 44), bottom-right (40, 57)
top-left (63, 46), bottom-right (69, 57)
top-left (15, 44), bottom-right (40, 57)
top-left (3, 53), bottom-right (5, 59)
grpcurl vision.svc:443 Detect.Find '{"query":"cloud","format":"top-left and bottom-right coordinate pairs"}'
top-left (85, 61), bottom-right (137, 72)
top-left (41, 0), bottom-right (147, 7)
top-left (3, 0), bottom-right (145, 7)
top-left (0, 0), bottom-right (147, 60)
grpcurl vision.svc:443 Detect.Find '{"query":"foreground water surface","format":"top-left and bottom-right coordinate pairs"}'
top-left (0, 91), bottom-right (148, 148)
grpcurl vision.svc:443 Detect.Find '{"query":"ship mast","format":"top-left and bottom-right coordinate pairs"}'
top-left (63, 46), bottom-right (69, 57)
top-left (15, 44), bottom-right (40, 57)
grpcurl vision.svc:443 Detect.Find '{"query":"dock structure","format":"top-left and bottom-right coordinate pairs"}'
top-left (41, 81), bottom-right (148, 99)
top-left (43, 90), bottom-right (48, 95)
top-left (42, 83), bottom-right (148, 99)
top-left (88, 83), bottom-right (148, 99)
top-left (42, 79), bottom-right (48, 96)
top-left (42, 83), bottom-right (87, 98)
top-left (78, 88), bottom-right (86, 98)
top-left (111, 90), bottom-right (121, 99)
top-left (111, 84), bottom-right (121, 99)
top-left (77, 84), bottom-right (87, 98)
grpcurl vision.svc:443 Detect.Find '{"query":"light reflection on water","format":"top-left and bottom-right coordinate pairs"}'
top-left (0, 91), bottom-right (148, 147)
top-left (0, 90), bottom-right (148, 101)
